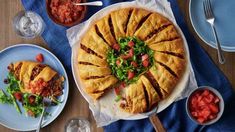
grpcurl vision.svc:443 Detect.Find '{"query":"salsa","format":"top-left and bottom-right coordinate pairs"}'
top-left (107, 37), bottom-right (154, 84)
top-left (50, 0), bottom-right (85, 24)
top-left (189, 89), bottom-right (220, 124)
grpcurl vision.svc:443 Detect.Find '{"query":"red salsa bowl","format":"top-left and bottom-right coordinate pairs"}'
top-left (186, 86), bottom-right (224, 125)
top-left (46, 0), bottom-right (87, 27)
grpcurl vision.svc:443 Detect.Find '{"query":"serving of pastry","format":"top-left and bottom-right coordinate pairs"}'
top-left (0, 61), bottom-right (64, 117)
top-left (77, 8), bottom-right (186, 114)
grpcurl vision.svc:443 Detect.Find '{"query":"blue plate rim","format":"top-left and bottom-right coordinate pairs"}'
top-left (0, 44), bottom-right (69, 131)
top-left (189, 0), bottom-right (235, 52)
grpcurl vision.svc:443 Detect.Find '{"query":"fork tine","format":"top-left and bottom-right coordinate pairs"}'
top-left (203, 0), bottom-right (208, 18)
top-left (206, 0), bottom-right (211, 18)
top-left (208, 0), bottom-right (214, 17)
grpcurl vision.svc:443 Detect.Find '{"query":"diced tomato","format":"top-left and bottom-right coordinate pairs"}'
top-left (114, 87), bottom-right (120, 95)
top-left (120, 82), bottom-right (126, 89)
top-left (214, 97), bottom-right (220, 103)
top-left (209, 104), bottom-right (219, 114)
top-left (202, 89), bottom-right (210, 96)
top-left (27, 110), bottom-right (35, 117)
top-left (128, 48), bottom-right (134, 57)
top-left (116, 59), bottom-right (121, 66)
top-left (13, 92), bottom-right (22, 101)
top-left (191, 111), bottom-right (198, 117)
top-left (142, 60), bottom-right (149, 67)
top-left (128, 41), bottom-right (135, 47)
top-left (189, 89), bottom-right (221, 124)
top-left (141, 54), bottom-right (149, 61)
top-left (201, 109), bottom-right (211, 119)
top-left (112, 43), bottom-right (120, 51)
top-left (121, 54), bottom-right (130, 59)
top-left (28, 96), bottom-right (36, 105)
top-left (36, 53), bottom-right (44, 63)
top-left (197, 117), bottom-right (205, 124)
top-left (127, 71), bottom-right (135, 80)
top-left (209, 114), bottom-right (217, 120)
top-left (203, 96), bottom-right (213, 103)
top-left (131, 61), bottom-right (138, 68)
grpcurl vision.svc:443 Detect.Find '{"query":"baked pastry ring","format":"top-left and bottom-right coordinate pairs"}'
top-left (77, 8), bottom-right (186, 113)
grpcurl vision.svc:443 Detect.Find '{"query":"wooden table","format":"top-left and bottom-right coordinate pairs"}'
top-left (0, 0), bottom-right (234, 132)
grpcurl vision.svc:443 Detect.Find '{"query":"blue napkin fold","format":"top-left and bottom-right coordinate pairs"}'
top-left (21, 0), bottom-right (235, 131)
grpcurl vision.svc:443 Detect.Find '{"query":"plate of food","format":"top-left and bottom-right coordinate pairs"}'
top-left (71, 2), bottom-right (190, 122)
top-left (0, 44), bottom-right (68, 131)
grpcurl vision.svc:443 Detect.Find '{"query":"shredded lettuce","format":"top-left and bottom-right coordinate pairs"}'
top-left (107, 37), bottom-right (154, 84)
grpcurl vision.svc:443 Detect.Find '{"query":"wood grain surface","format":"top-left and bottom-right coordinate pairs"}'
top-left (0, 0), bottom-right (234, 132)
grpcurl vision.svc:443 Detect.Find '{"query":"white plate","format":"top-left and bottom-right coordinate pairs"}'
top-left (71, 2), bottom-right (190, 121)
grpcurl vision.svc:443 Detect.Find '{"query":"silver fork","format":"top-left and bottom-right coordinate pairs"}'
top-left (36, 97), bottom-right (52, 132)
top-left (203, 0), bottom-right (225, 64)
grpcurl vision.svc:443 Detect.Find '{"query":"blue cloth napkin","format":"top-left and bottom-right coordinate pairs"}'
top-left (21, 0), bottom-right (235, 131)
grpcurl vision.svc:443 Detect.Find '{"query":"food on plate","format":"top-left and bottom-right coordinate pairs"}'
top-left (36, 53), bottom-right (44, 62)
top-left (77, 8), bottom-right (186, 113)
top-left (0, 61), bottom-right (64, 117)
top-left (49, 0), bottom-right (85, 24)
top-left (189, 89), bottom-right (220, 124)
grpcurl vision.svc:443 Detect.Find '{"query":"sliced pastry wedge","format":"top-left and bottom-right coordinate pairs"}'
top-left (82, 75), bottom-right (118, 100)
top-left (126, 8), bottom-right (150, 36)
top-left (140, 75), bottom-right (160, 110)
top-left (9, 61), bottom-right (64, 97)
top-left (120, 78), bottom-right (147, 113)
top-left (145, 25), bottom-right (180, 45)
top-left (153, 51), bottom-right (186, 78)
top-left (134, 13), bottom-right (172, 41)
top-left (80, 26), bottom-right (110, 59)
top-left (96, 15), bottom-right (117, 46)
top-left (110, 8), bottom-right (132, 39)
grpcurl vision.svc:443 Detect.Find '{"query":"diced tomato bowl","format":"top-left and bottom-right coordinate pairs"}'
top-left (46, 0), bottom-right (87, 27)
top-left (186, 86), bottom-right (224, 125)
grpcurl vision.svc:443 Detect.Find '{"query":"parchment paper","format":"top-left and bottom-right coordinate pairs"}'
top-left (67, 0), bottom-right (198, 127)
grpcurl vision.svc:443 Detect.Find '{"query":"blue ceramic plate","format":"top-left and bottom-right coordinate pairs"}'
top-left (189, 0), bottom-right (235, 52)
top-left (0, 44), bottom-right (69, 131)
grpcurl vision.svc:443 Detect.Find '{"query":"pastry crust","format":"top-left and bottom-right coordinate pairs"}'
top-left (120, 78), bottom-right (147, 113)
top-left (10, 61), bottom-right (63, 96)
top-left (77, 8), bottom-right (186, 114)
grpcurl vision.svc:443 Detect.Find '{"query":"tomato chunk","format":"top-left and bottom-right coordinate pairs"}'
top-left (114, 87), bottom-right (120, 95)
top-left (127, 71), bottom-right (135, 80)
top-left (28, 96), bottom-right (36, 105)
top-left (112, 43), bottom-right (120, 51)
top-left (131, 61), bottom-right (138, 68)
top-left (116, 59), bottom-right (121, 66)
top-left (13, 92), bottom-right (22, 101)
top-left (36, 53), bottom-right (44, 62)
top-left (141, 54), bottom-right (149, 61)
top-left (142, 60), bottom-right (149, 67)
top-left (128, 48), bottom-right (134, 57)
top-left (128, 41), bottom-right (135, 47)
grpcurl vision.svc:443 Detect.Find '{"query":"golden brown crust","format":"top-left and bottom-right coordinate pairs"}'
top-left (82, 75), bottom-right (118, 100)
top-left (81, 26), bottom-right (110, 59)
top-left (145, 25), bottom-right (180, 45)
top-left (140, 75), bottom-right (160, 110)
top-left (149, 38), bottom-right (185, 55)
top-left (154, 52), bottom-right (186, 78)
top-left (110, 8), bottom-right (132, 39)
top-left (120, 78), bottom-right (147, 113)
top-left (126, 8), bottom-right (150, 36)
top-left (96, 15), bottom-right (117, 46)
top-left (11, 61), bottom-right (63, 96)
top-left (134, 13), bottom-right (172, 40)
top-left (77, 8), bottom-right (186, 113)
top-left (77, 48), bottom-right (108, 67)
